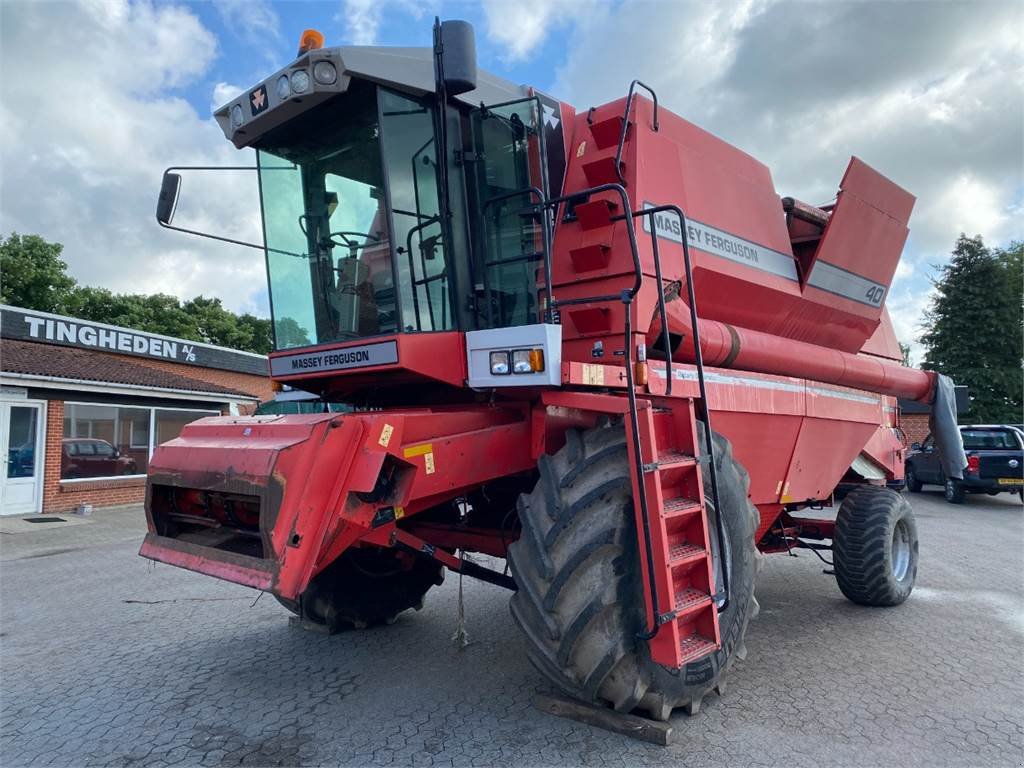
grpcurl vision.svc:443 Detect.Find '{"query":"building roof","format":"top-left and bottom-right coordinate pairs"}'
top-left (1, 339), bottom-right (251, 398)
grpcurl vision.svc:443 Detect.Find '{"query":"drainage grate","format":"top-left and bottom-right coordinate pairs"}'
top-left (23, 517), bottom-right (67, 524)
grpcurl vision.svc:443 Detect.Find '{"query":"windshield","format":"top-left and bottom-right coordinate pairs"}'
top-left (257, 82), bottom-right (451, 349)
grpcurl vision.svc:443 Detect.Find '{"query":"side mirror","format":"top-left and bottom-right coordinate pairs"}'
top-left (439, 20), bottom-right (477, 95)
top-left (156, 172), bottom-right (182, 225)
top-left (910, 442), bottom-right (921, 451)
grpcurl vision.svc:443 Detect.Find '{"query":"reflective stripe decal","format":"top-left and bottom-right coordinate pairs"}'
top-left (640, 202), bottom-right (887, 308)
top-left (806, 260), bottom-right (887, 308)
top-left (652, 366), bottom-right (881, 406)
top-left (641, 203), bottom-right (799, 281)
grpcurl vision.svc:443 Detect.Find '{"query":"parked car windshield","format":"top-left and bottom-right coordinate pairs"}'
top-left (960, 428), bottom-right (1020, 450)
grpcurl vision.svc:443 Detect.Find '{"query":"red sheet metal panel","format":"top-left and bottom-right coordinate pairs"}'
top-left (800, 157), bottom-right (915, 334)
top-left (781, 418), bottom-right (878, 503)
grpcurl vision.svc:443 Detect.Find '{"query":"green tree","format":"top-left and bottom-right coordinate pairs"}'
top-left (0, 233), bottom-right (78, 312)
top-left (899, 341), bottom-right (912, 367)
top-left (65, 287), bottom-right (199, 339)
top-left (920, 235), bottom-right (1024, 423)
top-left (182, 296), bottom-right (272, 354)
top-left (1, 232), bottom-right (275, 355)
top-left (274, 316), bottom-right (312, 348)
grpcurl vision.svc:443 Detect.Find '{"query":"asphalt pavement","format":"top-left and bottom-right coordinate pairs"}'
top-left (1, 491), bottom-right (1021, 767)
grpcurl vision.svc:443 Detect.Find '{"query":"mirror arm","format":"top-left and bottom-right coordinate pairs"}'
top-left (156, 165), bottom-right (305, 259)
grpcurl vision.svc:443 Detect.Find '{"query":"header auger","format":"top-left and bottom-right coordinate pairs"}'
top-left (145, 19), bottom-right (964, 724)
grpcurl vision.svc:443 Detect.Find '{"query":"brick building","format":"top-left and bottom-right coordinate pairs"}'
top-left (0, 305), bottom-right (273, 515)
top-left (898, 385), bottom-right (970, 447)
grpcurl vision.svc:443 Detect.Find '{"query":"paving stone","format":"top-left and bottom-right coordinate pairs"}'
top-left (1, 493), bottom-right (1022, 766)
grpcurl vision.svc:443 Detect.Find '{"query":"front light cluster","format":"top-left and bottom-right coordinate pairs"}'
top-left (489, 349), bottom-right (545, 376)
top-left (276, 69), bottom-right (314, 101)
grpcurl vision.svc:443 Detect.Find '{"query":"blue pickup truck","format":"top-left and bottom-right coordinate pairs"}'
top-left (906, 425), bottom-right (1024, 504)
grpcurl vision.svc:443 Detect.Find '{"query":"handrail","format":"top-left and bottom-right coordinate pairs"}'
top-left (630, 203), bottom-right (730, 613)
top-left (535, 182), bottom-right (662, 636)
top-left (403, 215), bottom-right (442, 330)
top-left (613, 80), bottom-right (659, 185)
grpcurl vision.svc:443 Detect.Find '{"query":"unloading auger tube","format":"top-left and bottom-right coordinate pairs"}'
top-left (670, 313), bottom-right (936, 402)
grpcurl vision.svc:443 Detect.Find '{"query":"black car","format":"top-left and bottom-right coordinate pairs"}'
top-left (905, 425), bottom-right (1024, 504)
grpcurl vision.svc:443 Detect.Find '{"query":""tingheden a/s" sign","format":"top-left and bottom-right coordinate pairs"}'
top-left (1, 305), bottom-right (267, 375)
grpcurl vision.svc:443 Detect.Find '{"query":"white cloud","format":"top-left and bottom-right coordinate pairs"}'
top-left (0, 0), bottom-right (268, 315)
top-left (483, 0), bottom-right (602, 63)
top-left (215, 0), bottom-right (281, 42)
top-left (211, 82), bottom-right (244, 113)
top-left (335, 0), bottom-right (428, 46)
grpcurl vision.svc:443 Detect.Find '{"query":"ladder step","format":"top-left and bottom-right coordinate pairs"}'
top-left (589, 115), bottom-right (625, 149)
top-left (668, 542), bottom-right (706, 567)
top-left (654, 451), bottom-right (697, 470)
top-left (582, 156), bottom-right (623, 187)
top-left (569, 243), bottom-right (611, 273)
top-left (663, 497), bottom-right (702, 519)
top-left (674, 588), bottom-right (712, 618)
top-left (678, 633), bottom-right (718, 666)
top-left (574, 199), bottom-right (619, 231)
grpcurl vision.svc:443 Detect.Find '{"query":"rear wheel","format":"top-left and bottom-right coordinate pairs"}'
top-left (904, 463), bottom-right (922, 493)
top-left (944, 478), bottom-right (966, 504)
top-left (508, 420), bottom-right (758, 721)
top-left (279, 547), bottom-right (444, 630)
top-left (834, 486), bottom-right (918, 606)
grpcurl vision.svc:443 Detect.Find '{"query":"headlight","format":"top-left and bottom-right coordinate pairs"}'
top-left (489, 351), bottom-right (510, 375)
top-left (313, 61), bottom-right (337, 85)
top-left (291, 70), bottom-right (310, 93)
top-left (276, 74), bottom-right (291, 100)
top-left (512, 349), bottom-right (545, 374)
top-left (230, 104), bottom-right (243, 128)
top-left (512, 350), bottom-right (533, 374)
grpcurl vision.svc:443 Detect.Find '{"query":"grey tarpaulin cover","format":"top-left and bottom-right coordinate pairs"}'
top-left (928, 374), bottom-right (967, 480)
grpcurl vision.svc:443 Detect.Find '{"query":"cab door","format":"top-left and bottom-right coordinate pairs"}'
top-left (466, 97), bottom-right (550, 329)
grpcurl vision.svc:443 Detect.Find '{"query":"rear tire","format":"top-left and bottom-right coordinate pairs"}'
top-left (280, 548), bottom-right (444, 630)
top-left (944, 478), bottom-right (966, 504)
top-left (508, 420), bottom-right (758, 721)
top-left (904, 464), bottom-right (922, 493)
top-left (834, 486), bottom-right (918, 606)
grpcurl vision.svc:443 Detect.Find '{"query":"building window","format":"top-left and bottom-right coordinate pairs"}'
top-left (61, 403), bottom-right (217, 481)
top-left (155, 409), bottom-right (214, 446)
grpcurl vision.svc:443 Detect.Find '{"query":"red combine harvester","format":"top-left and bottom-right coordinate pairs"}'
top-left (148, 21), bottom-right (964, 721)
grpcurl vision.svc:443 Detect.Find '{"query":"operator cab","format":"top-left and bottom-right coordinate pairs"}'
top-left (158, 24), bottom-right (568, 400)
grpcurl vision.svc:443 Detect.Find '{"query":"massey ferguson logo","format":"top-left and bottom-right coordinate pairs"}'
top-left (249, 85), bottom-right (268, 116)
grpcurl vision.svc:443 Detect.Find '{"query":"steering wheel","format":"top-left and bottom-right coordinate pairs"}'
top-left (326, 231), bottom-right (381, 250)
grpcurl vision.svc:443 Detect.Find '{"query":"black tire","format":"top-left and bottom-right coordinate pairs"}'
top-left (279, 547), bottom-right (444, 630)
top-left (834, 486), bottom-right (918, 606)
top-left (904, 463), bottom-right (922, 493)
top-left (508, 420), bottom-right (759, 721)
top-left (944, 478), bottom-right (966, 504)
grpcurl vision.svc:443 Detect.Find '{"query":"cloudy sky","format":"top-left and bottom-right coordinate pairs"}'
top-left (1, 0), bottom-right (1021, 360)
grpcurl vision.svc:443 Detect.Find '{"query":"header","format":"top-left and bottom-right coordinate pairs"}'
top-left (0, 305), bottom-right (267, 376)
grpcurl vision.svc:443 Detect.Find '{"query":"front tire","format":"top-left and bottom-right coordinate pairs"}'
top-left (904, 464), bottom-right (922, 493)
top-left (280, 547), bottom-right (444, 630)
top-left (944, 478), bottom-right (966, 504)
top-left (834, 486), bottom-right (918, 606)
top-left (508, 420), bottom-right (758, 721)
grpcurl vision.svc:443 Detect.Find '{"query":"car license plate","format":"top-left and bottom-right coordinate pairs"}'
top-left (997, 478), bottom-right (1021, 485)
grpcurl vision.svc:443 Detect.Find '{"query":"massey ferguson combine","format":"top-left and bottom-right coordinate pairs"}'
top-left (147, 22), bottom-right (964, 721)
